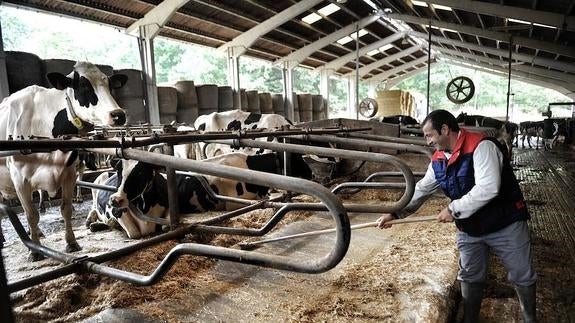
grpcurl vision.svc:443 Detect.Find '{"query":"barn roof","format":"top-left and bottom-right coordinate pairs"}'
top-left (3, 0), bottom-right (575, 94)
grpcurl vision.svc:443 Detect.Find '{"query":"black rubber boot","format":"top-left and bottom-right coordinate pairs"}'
top-left (515, 284), bottom-right (537, 323)
top-left (460, 282), bottom-right (484, 323)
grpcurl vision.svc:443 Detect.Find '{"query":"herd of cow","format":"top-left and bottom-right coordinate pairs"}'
top-left (0, 62), bottom-right (571, 261)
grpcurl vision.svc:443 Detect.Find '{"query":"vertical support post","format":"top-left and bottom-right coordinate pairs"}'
top-left (348, 76), bottom-right (357, 119)
top-left (0, 224), bottom-right (15, 323)
top-left (319, 68), bottom-right (333, 118)
top-left (506, 36), bottom-right (513, 122)
top-left (427, 20), bottom-right (432, 115)
top-left (282, 63), bottom-right (296, 122)
top-left (138, 25), bottom-right (160, 125)
top-left (0, 23), bottom-right (10, 100)
top-left (355, 23), bottom-right (360, 120)
top-left (162, 145), bottom-right (179, 228)
top-left (227, 47), bottom-right (242, 110)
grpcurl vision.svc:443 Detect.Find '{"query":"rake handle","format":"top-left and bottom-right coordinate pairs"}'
top-left (239, 215), bottom-right (437, 249)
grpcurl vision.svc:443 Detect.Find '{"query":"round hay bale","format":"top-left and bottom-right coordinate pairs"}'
top-left (259, 92), bottom-right (273, 114)
top-left (246, 90), bottom-right (260, 113)
top-left (174, 80), bottom-right (198, 124)
top-left (43, 58), bottom-right (75, 87)
top-left (322, 98), bottom-right (329, 119)
top-left (232, 89), bottom-right (241, 110)
top-left (158, 86), bottom-right (178, 115)
top-left (312, 94), bottom-right (324, 120)
top-left (292, 92), bottom-right (300, 123)
top-left (96, 64), bottom-right (114, 76)
top-left (178, 108), bottom-right (199, 125)
top-left (196, 84), bottom-right (218, 115)
top-left (118, 97), bottom-right (147, 125)
top-left (272, 93), bottom-right (285, 116)
top-left (160, 113), bottom-right (178, 125)
top-left (113, 69), bottom-right (145, 99)
top-left (240, 89), bottom-right (248, 111)
top-left (298, 93), bottom-right (313, 122)
top-left (218, 86), bottom-right (234, 111)
top-left (5, 51), bottom-right (44, 93)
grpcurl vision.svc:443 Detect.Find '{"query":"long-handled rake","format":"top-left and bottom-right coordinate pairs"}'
top-left (238, 215), bottom-right (437, 250)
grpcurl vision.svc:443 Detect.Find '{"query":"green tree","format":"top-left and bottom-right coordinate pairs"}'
top-left (154, 38), bottom-right (185, 83)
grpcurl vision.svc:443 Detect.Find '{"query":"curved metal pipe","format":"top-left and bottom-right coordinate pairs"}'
top-left (347, 132), bottom-right (428, 147)
top-left (86, 148), bottom-right (350, 275)
top-left (205, 138), bottom-right (416, 213)
top-left (301, 134), bottom-right (432, 158)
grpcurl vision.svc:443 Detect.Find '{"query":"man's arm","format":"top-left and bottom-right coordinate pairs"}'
top-left (395, 161), bottom-right (440, 218)
top-left (448, 140), bottom-right (503, 219)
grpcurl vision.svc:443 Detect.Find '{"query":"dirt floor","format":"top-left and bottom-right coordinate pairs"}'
top-left (1, 148), bottom-right (575, 322)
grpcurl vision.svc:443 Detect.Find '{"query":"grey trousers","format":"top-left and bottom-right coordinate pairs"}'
top-left (456, 220), bottom-right (537, 286)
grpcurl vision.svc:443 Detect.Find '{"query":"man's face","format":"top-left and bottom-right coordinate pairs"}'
top-left (422, 121), bottom-right (449, 150)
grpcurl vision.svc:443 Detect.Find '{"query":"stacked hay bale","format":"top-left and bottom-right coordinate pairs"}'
top-left (259, 92), bottom-right (273, 114)
top-left (196, 84), bottom-right (219, 116)
top-left (5, 51), bottom-right (44, 93)
top-left (218, 86), bottom-right (234, 112)
top-left (297, 93), bottom-right (313, 122)
top-left (375, 89), bottom-right (415, 117)
top-left (174, 80), bottom-right (198, 124)
top-left (157, 86), bottom-right (178, 124)
top-left (112, 69), bottom-right (146, 124)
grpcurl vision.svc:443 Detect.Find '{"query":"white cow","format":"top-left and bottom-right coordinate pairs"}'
top-left (175, 109), bottom-right (292, 160)
top-left (0, 62), bottom-right (127, 259)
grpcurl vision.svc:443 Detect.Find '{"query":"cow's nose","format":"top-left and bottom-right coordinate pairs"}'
top-left (110, 195), bottom-right (124, 208)
top-left (111, 109), bottom-right (126, 126)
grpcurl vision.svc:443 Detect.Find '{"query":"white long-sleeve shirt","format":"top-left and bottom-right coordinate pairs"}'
top-left (397, 139), bottom-right (503, 219)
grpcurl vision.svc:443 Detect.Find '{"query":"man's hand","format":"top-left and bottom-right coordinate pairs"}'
top-left (437, 207), bottom-right (454, 223)
top-left (376, 213), bottom-right (396, 229)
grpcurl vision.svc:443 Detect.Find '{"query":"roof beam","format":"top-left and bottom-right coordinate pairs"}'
top-left (410, 31), bottom-right (575, 73)
top-left (368, 56), bottom-right (430, 83)
top-left (318, 32), bottom-right (406, 71)
top-left (437, 47), bottom-right (575, 84)
top-left (441, 56), bottom-right (575, 93)
top-left (274, 13), bottom-right (381, 68)
top-left (389, 13), bottom-right (575, 58)
top-left (126, 0), bottom-right (190, 37)
top-left (424, 0), bottom-right (575, 31)
top-left (217, 0), bottom-right (322, 55)
top-left (344, 45), bottom-right (424, 77)
top-left (384, 64), bottom-right (432, 89)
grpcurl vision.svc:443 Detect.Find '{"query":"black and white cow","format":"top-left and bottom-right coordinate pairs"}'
top-left (86, 152), bottom-right (278, 238)
top-left (176, 109), bottom-right (292, 160)
top-left (370, 114), bottom-right (420, 127)
top-left (175, 109), bottom-right (312, 179)
top-left (455, 112), bottom-right (518, 159)
top-left (0, 62), bottom-right (127, 258)
top-left (518, 121), bottom-right (544, 149)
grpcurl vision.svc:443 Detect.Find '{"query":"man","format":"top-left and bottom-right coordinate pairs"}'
top-left (377, 110), bottom-right (536, 323)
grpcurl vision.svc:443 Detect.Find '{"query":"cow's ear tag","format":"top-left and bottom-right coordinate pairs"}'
top-left (72, 117), bottom-right (83, 129)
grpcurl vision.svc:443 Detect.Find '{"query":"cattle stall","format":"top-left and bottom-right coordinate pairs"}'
top-left (0, 121), bottom-right (437, 320)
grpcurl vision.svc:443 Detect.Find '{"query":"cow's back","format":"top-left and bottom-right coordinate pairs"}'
top-left (0, 85), bottom-right (65, 139)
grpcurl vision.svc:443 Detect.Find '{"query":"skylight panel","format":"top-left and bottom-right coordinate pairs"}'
top-left (508, 18), bottom-right (530, 24)
top-left (337, 36), bottom-right (354, 45)
top-left (379, 44), bottom-right (394, 52)
top-left (412, 1), bottom-right (428, 7)
top-left (318, 3), bottom-right (340, 16)
top-left (367, 49), bottom-right (380, 56)
top-left (302, 13), bottom-right (322, 24)
top-left (433, 4), bottom-right (452, 11)
top-left (350, 29), bottom-right (368, 39)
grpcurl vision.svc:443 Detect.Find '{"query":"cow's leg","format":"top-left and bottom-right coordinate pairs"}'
top-left (73, 163), bottom-right (85, 203)
top-left (61, 181), bottom-right (81, 252)
top-left (13, 181), bottom-right (44, 261)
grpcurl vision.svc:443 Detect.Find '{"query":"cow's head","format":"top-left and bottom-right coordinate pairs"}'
top-left (109, 159), bottom-right (159, 209)
top-left (47, 62), bottom-right (127, 127)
